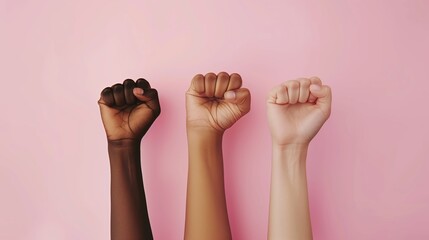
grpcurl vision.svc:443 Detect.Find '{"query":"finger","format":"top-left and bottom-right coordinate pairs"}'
top-left (267, 85), bottom-right (288, 104)
top-left (224, 88), bottom-right (251, 114)
top-left (204, 72), bottom-right (216, 98)
top-left (136, 78), bottom-right (151, 90)
top-left (112, 84), bottom-right (126, 107)
top-left (309, 84), bottom-right (332, 115)
top-left (298, 78), bottom-right (311, 103)
top-left (99, 87), bottom-right (115, 106)
top-left (214, 72), bottom-right (230, 98)
top-left (227, 73), bottom-right (242, 91)
top-left (123, 79), bottom-right (136, 105)
top-left (309, 76), bottom-right (322, 103)
top-left (284, 80), bottom-right (299, 104)
top-left (189, 74), bottom-right (205, 94)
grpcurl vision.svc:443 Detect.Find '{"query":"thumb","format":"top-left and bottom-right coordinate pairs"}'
top-left (224, 88), bottom-right (251, 114)
top-left (133, 88), bottom-right (150, 101)
top-left (309, 84), bottom-right (332, 114)
top-left (133, 88), bottom-right (161, 115)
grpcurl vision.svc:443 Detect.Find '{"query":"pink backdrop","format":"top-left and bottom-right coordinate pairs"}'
top-left (1, 0), bottom-right (428, 239)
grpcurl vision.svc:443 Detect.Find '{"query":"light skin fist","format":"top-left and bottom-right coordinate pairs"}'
top-left (98, 78), bottom-right (161, 143)
top-left (186, 72), bottom-right (251, 133)
top-left (267, 77), bottom-right (332, 146)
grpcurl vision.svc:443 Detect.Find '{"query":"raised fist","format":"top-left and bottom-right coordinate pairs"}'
top-left (98, 78), bottom-right (161, 143)
top-left (186, 72), bottom-right (251, 133)
top-left (267, 77), bottom-right (332, 146)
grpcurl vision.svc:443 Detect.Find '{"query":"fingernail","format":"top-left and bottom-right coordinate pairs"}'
top-left (310, 84), bottom-right (321, 91)
top-left (224, 91), bottom-right (236, 100)
top-left (133, 88), bottom-right (144, 95)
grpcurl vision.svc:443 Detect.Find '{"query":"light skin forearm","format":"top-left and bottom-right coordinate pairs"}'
top-left (184, 129), bottom-right (231, 240)
top-left (108, 140), bottom-right (153, 240)
top-left (267, 78), bottom-right (331, 240)
top-left (268, 144), bottom-right (312, 240)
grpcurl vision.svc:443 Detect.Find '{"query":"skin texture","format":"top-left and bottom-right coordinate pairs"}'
top-left (267, 77), bottom-right (332, 240)
top-left (98, 78), bottom-right (161, 240)
top-left (184, 72), bottom-right (251, 240)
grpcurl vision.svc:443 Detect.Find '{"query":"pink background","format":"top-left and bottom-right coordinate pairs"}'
top-left (1, 0), bottom-right (428, 239)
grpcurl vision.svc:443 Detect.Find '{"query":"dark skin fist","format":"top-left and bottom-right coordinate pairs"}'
top-left (98, 78), bottom-right (161, 143)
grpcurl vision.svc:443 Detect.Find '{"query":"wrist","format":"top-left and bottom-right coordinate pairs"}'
top-left (187, 126), bottom-right (224, 140)
top-left (272, 143), bottom-right (309, 168)
top-left (108, 139), bottom-right (141, 150)
top-left (187, 128), bottom-right (223, 157)
top-left (107, 139), bottom-right (141, 169)
top-left (272, 143), bottom-right (309, 152)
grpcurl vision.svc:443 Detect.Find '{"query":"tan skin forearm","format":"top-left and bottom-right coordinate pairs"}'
top-left (268, 144), bottom-right (312, 240)
top-left (108, 140), bottom-right (153, 240)
top-left (184, 129), bottom-right (231, 240)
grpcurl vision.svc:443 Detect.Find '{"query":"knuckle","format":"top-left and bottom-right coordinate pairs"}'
top-left (310, 76), bottom-right (322, 84)
top-left (325, 85), bottom-right (332, 91)
top-left (112, 84), bottom-right (123, 91)
top-left (230, 73), bottom-right (242, 79)
top-left (123, 78), bottom-right (134, 85)
top-left (101, 87), bottom-right (112, 94)
top-left (286, 80), bottom-right (299, 88)
top-left (205, 72), bottom-right (216, 78)
top-left (300, 78), bottom-right (311, 86)
top-left (136, 78), bottom-right (150, 88)
top-left (193, 74), bottom-right (204, 80)
top-left (217, 71), bottom-right (229, 77)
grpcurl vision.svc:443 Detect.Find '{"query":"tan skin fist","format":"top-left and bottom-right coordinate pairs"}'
top-left (186, 72), bottom-right (251, 133)
top-left (267, 77), bottom-right (332, 146)
top-left (98, 78), bottom-right (161, 143)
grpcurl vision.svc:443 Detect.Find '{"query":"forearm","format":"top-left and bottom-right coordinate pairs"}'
top-left (108, 140), bottom-right (153, 240)
top-left (268, 144), bottom-right (312, 240)
top-left (184, 129), bottom-right (231, 240)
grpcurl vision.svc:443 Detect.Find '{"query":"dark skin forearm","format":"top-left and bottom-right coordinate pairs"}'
top-left (98, 78), bottom-right (160, 240)
top-left (108, 140), bottom-right (153, 240)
